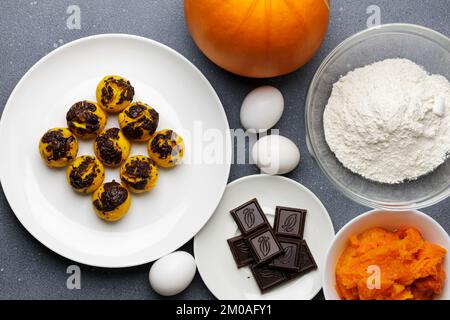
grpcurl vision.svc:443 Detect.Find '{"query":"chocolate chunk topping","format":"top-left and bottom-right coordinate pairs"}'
top-left (66, 101), bottom-right (101, 135)
top-left (103, 127), bottom-right (120, 139)
top-left (95, 128), bottom-right (122, 165)
top-left (126, 104), bottom-right (145, 119)
top-left (101, 86), bottom-right (114, 106)
top-left (41, 129), bottom-right (75, 161)
top-left (122, 158), bottom-right (153, 190)
top-left (125, 158), bottom-right (152, 178)
top-left (144, 108), bottom-right (159, 131)
top-left (123, 124), bottom-right (143, 140)
top-left (122, 104), bottom-right (159, 140)
top-left (100, 77), bottom-right (134, 106)
top-left (150, 130), bottom-right (176, 159)
top-left (93, 181), bottom-right (128, 212)
top-left (123, 179), bottom-right (148, 191)
top-left (69, 157), bottom-right (97, 190)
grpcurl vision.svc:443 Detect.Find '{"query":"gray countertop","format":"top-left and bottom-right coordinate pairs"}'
top-left (0, 0), bottom-right (449, 300)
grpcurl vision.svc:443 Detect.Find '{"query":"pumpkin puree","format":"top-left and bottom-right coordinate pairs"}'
top-left (336, 227), bottom-right (446, 300)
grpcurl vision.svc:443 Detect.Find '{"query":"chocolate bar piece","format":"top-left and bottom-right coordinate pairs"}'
top-left (268, 237), bottom-right (302, 272)
top-left (247, 228), bottom-right (283, 265)
top-left (251, 264), bottom-right (289, 292)
top-left (274, 206), bottom-right (307, 239)
top-left (230, 198), bottom-right (269, 235)
top-left (227, 235), bottom-right (254, 268)
top-left (297, 240), bottom-right (317, 273)
top-left (285, 240), bottom-right (318, 279)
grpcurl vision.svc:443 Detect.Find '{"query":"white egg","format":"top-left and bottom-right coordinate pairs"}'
top-left (252, 135), bottom-right (300, 175)
top-left (240, 86), bottom-right (284, 133)
top-left (149, 251), bottom-right (197, 296)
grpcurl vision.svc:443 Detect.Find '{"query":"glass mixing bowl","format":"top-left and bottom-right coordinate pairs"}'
top-left (306, 24), bottom-right (450, 210)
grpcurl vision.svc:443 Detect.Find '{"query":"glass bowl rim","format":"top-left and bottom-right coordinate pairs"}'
top-left (305, 23), bottom-right (450, 211)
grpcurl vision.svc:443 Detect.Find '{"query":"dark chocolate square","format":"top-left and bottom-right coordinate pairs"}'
top-left (251, 264), bottom-right (288, 292)
top-left (297, 240), bottom-right (317, 273)
top-left (268, 237), bottom-right (302, 272)
top-left (274, 206), bottom-right (307, 239)
top-left (227, 235), bottom-right (254, 268)
top-left (283, 241), bottom-right (318, 279)
top-left (230, 199), bottom-right (269, 235)
top-left (247, 228), bottom-right (283, 264)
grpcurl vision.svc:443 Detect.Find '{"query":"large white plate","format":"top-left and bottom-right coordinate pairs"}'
top-left (194, 175), bottom-right (335, 300)
top-left (0, 34), bottom-right (231, 268)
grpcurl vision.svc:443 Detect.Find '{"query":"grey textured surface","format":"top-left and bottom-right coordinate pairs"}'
top-left (0, 0), bottom-right (449, 300)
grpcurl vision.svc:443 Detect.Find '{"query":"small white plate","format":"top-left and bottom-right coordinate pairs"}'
top-left (194, 175), bottom-right (335, 300)
top-left (0, 34), bottom-right (231, 268)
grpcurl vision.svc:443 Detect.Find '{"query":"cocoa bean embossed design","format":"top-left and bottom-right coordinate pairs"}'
top-left (281, 213), bottom-right (297, 232)
top-left (258, 236), bottom-right (271, 256)
top-left (243, 207), bottom-right (255, 228)
top-left (236, 241), bottom-right (250, 254)
top-left (260, 269), bottom-right (282, 279)
top-left (279, 245), bottom-right (293, 264)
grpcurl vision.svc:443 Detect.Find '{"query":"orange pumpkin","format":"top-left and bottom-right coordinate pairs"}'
top-left (184, 0), bottom-right (330, 78)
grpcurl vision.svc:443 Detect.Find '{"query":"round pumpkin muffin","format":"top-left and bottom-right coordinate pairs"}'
top-left (118, 102), bottom-right (159, 142)
top-left (94, 128), bottom-right (131, 168)
top-left (120, 155), bottom-right (158, 193)
top-left (92, 180), bottom-right (131, 222)
top-left (66, 100), bottom-right (107, 139)
top-left (148, 129), bottom-right (185, 168)
top-left (67, 155), bottom-right (105, 194)
top-left (39, 128), bottom-right (78, 168)
top-left (96, 75), bottom-right (134, 113)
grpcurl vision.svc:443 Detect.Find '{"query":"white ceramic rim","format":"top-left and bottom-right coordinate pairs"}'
top-left (305, 23), bottom-right (450, 211)
top-left (0, 33), bottom-right (231, 268)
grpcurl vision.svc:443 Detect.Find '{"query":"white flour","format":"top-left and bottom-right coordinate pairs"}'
top-left (323, 58), bottom-right (450, 184)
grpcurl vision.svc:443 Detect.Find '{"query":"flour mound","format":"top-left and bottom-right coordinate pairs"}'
top-left (323, 58), bottom-right (450, 184)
